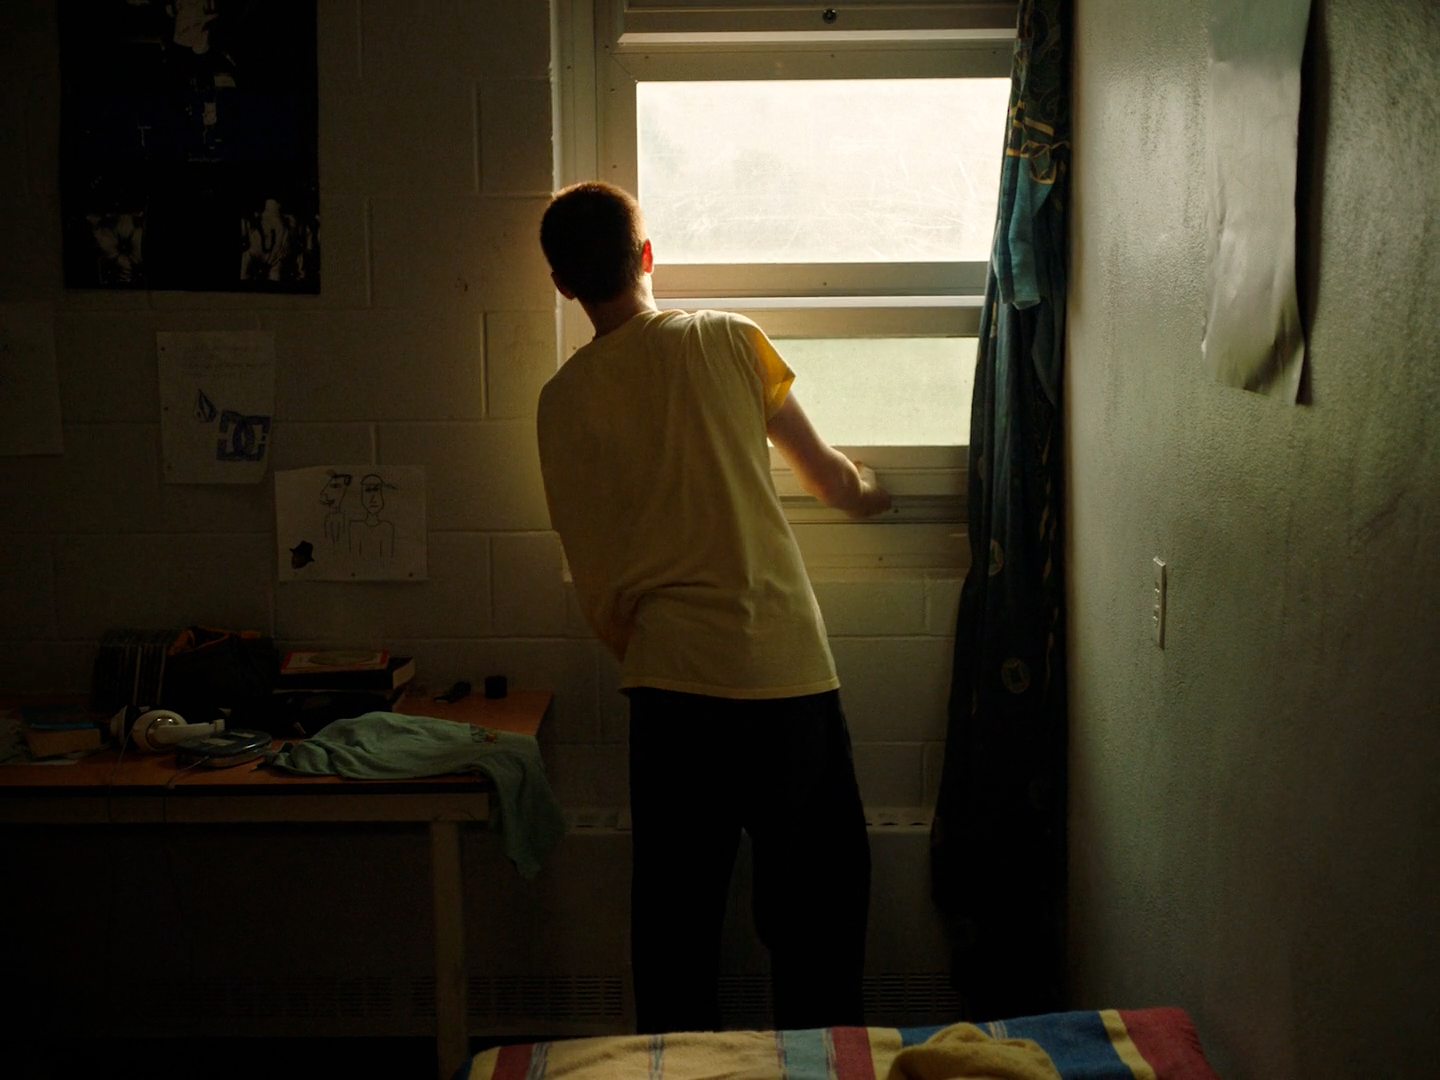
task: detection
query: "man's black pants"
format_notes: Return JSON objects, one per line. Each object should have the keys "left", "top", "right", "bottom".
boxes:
{"left": 627, "top": 687, "right": 871, "bottom": 1034}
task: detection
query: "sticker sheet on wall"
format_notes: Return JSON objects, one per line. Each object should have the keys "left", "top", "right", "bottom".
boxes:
{"left": 275, "top": 466, "right": 428, "bottom": 582}
{"left": 158, "top": 330, "right": 275, "bottom": 483}
{"left": 58, "top": 0, "right": 320, "bottom": 293}
{"left": 1201, "top": 0, "right": 1312, "bottom": 401}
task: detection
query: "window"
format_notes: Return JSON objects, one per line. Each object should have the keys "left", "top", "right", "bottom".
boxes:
{"left": 553, "top": 0, "right": 1017, "bottom": 569}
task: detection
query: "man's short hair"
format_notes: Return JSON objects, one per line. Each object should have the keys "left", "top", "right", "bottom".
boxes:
{"left": 539, "top": 182, "right": 646, "bottom": 304}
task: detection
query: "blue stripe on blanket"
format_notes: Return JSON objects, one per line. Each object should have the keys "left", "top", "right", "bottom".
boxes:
{"left": 986, "top": 1011, "right": 1132, "bottom": 1079}
{"left": 777, "top": 1026, "right": 834, "bottom": 1080}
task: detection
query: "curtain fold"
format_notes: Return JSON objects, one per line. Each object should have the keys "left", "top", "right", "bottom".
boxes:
{"left": 930, "top": 0, "right": 1072, "bottom": 1020}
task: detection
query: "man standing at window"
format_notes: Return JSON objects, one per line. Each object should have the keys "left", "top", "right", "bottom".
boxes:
{"left": 536, "top": 182, "right": 890, "bottom": 1034}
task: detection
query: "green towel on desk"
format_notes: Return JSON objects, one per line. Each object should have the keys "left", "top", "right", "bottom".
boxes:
{"left": 270, "top": 712, "right": 566, "bottom": 879}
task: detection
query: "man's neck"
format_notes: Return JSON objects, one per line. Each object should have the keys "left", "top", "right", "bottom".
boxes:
{"left": 582, "top": 286, "right": 658, "bottom": 339}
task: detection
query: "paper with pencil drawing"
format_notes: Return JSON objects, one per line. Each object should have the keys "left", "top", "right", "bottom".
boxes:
{"left": 158, "top": 330, "right": 275, "bottom": 482}
{"left": 275, "top": 465, "right": 427, "bottom": 582}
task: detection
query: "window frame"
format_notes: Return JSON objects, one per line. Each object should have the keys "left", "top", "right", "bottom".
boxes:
{"left": 552, "top": 0, "right": 1016, "bottom": 570}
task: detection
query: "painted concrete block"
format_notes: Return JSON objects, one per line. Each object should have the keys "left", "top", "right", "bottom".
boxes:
{"left": 268, "top": 422, "right": 376, "bottom": 470}
{"left": 485, "top": 309, "right": 556, "bottom": 419}
{"left": 924, "top": 573, "right": 964, "bottom": 636}
{"left": 0, "top": 641, "right": 95, "bottom": 694}
{"left": 0, "top": 198, "right": 63, "bottom": 299}
{"left": 922, "top": 740, "right": 947, "bottom": 808}
{"left": 317, "top": 0, "right": 363, "bottom": 92}
{"left": 461, "top": 0, "right": 553, "bottom": 80}
{"left": 330, "top": 80, "right": 479, "bottom": 196}
{"left": 375, "top": 636, "right": 600, "bottom": 746}
{"left": 543, "top": 743, "right": 630, "bottom": 808}
{"left": 268, "top": 310, "right": 483, "bottom": 421}
{"left": 0, "top": 425, "right": 272, "bottom": 535}
{"left": 370, "top": 196, "right": 552, "bottom": 313}
{"left": 492, "top": 532, "right": 589, "bottom": 638}
{"left": 275, "top": 532, "right": 491, "bottom": 641}
{"left": 831, "top": 637, "right": 952, "bottom": 743}
{"left": 9, "top": 6, "right": 59, "bottom": 204}
{"left": 1, "top": 1, "right": 58, "bottom": 100}
{"left": 54, "top": 533, "right": 273, "bottom": 641}
{"left": 316, "top": 92, "right": 371, "bottom": 199}
{"left": 863, "top": 828, "right": 952, "bottom": 970}
{"left": 462, "top": 826, "right": 633, "bottom": 973}
{"left": 378, "top": 419, "right": 550, "bottom": 531}
{"left": 55, "top": 310, "right": 261, "bottom": 424}
{"left": 0, "top": 534, "right": 56, "bottom": 639}
{"left": 360, "top": 0, "right": 549, "bottom": 85}
{"left": 0, "top": 95, "right": 28, "bottom": 199}
{"left": 480, "top": 79, "right": 554, "bottom": 194}
{"left": 852, "top": 742, "right": 926, "bottom": 810}
{"left": 812, "top": 577, "right": 927, "bottom": 637}
{"left": 314, "top": 195, "right": 373, "bottom": 310}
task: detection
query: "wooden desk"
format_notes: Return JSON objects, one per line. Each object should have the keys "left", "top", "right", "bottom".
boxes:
{"left": 0, "top": 689, "right": 552, "bottom": 1080}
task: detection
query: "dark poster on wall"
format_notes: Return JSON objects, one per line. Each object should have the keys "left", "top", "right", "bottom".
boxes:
{"left": 59, "top": 1, "right": 319, "bottom": 293}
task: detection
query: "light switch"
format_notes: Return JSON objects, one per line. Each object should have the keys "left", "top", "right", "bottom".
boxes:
{"left": 1152, "top": 557, "right": 1167, "bottom": 648}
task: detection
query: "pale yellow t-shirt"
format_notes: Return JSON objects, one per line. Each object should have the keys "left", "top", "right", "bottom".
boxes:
{"left": 536, "top": 309, "right": 838, "bottom": 699}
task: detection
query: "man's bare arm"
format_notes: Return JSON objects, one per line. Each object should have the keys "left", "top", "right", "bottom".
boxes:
{"left": 766, "top": 393, "right": 892, "bottom": 519}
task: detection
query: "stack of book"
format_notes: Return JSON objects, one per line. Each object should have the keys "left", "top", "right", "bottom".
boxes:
{"left": 18, "top": 702, "right": 105, "bottom": 758}
{"left": 271, "top": 650, "right": 417, "bottom": 737}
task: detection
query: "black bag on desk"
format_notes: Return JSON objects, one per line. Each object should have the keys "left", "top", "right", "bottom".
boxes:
{"left": 269, "top": 690, "right": 398, "bottom": 738}
{"left": 160, "top": 626, "right": 279, "bottom": 731}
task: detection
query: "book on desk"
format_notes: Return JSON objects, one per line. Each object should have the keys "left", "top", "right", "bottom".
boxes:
{"left": 275, "top": 654, "right": 416, "bottom": 693}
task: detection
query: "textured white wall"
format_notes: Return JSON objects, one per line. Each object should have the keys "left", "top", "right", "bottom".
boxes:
{"left": 0, "top": 0, "right": 959, "bottom": 813}
{"left": 1066, "top": 0, "right": 1439, "bottom": 1076}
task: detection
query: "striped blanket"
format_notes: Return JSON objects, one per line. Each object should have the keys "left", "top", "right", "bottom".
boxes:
{"left": 463, "top": 1008, "right": 1221, "bottom": 1080}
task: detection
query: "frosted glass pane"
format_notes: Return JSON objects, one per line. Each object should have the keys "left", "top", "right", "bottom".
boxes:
{"left": 637, "top": 79, "right": 1010, "bottom": 264}
{"left": 775, "top": 338, "right": 976, "bottom": 446}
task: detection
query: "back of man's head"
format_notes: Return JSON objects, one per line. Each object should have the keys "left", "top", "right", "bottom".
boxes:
{"left": 540, "top": 182, "right": 646, "bottom": 305}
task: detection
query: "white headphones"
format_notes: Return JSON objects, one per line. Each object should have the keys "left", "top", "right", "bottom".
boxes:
{"left": 111, "top": 708, "right": 227, "bottom": 752}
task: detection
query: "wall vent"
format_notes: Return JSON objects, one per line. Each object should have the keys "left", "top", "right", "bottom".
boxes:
{"left": 863, "top": 972, "right": 963, "bottom": 1024}
{"left": 408, "top": 975, "right": 627, "bottom": 1023}
{"left": 717, "top": 972, "right": 962, "bottom": 1029}
{"left": 191, "top": 975, "right": 401, "bottom": 1021}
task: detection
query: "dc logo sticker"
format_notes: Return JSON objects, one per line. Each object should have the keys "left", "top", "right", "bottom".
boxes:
{"left": 216, "top": 410, "right": 271, "bottom": 462}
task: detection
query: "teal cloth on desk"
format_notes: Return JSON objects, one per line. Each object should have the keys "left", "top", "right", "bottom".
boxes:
{"left": 270, "top": 712, "right": 566, "bottom": 879}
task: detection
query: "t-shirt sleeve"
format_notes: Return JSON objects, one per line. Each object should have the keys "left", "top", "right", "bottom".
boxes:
{"left": 733, "top": 316, "right": 795, "bottom": 420}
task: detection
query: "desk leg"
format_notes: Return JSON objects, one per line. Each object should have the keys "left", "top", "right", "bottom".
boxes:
{"left": 430, "top": 819, "right": 469, "bottom": 1080}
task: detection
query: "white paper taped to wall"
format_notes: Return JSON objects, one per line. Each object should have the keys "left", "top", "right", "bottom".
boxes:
{"left": 275, "top": 465, "right": 428, "bottom": 582}
{"left": 1202, "top": 0, "right": 1312, "bottom": 402}
{"left": 0, "top": 304, "right": 65, "bottom": 456}
{"left": 158, "top": 330, "right": 276, "bottom": 482}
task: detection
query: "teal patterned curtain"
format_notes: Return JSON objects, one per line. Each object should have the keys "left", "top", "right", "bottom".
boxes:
{"left": 930, "top": 0, "right": 1071, "bottom": 1020}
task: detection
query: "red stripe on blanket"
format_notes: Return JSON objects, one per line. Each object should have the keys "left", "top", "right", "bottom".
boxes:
{"left": 831, "top": 1025, "right": 876, "bottom": 1080}
{"left": 491, "top": 1042, "right": 536, "bottom": 1080}
{"left": 1117, "top": 1008, "right": 1222, "bottom": 1080}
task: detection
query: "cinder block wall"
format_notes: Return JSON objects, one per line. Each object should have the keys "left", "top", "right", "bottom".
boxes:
{"left": 0, "top": 0, "right": 960, "bottom": 813}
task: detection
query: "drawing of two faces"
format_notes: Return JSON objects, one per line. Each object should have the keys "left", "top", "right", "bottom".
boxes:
{"left": 319, "top": 471, "right": 394, "bottom": 556}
